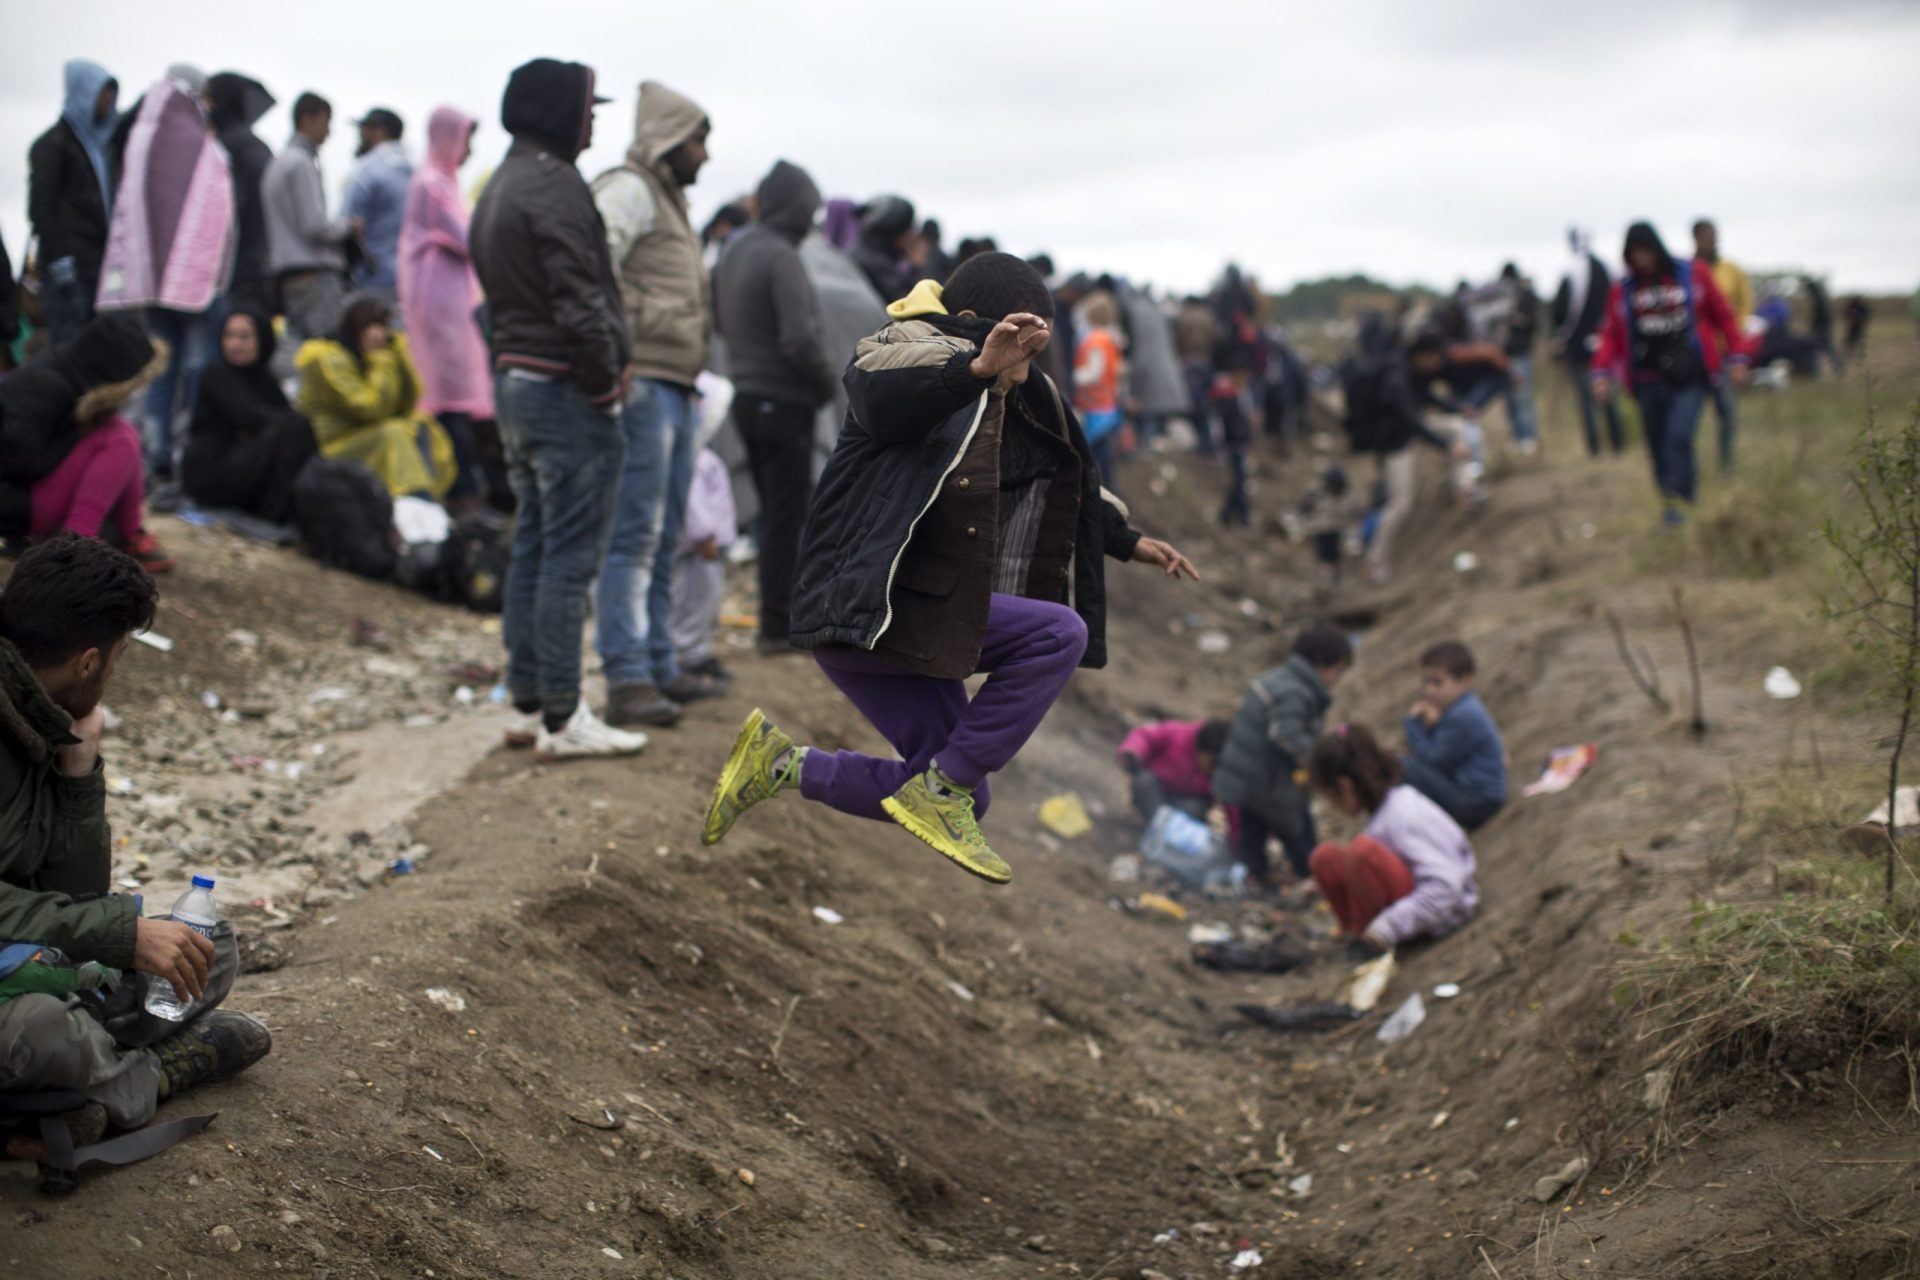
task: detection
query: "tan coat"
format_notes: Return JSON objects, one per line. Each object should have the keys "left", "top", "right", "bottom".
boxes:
{"left": 597, "top": 82, "right": 711, "bottom": 387}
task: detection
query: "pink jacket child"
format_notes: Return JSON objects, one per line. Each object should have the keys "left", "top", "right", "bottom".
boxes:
{"left": 1117, "top": 718, "right": 1237, "bottom": 833}
{"left": 398, "top": 106, "right": 493, "bottom": 420}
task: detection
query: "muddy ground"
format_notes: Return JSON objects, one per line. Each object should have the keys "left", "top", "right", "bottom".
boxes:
{"left": 4, "top": 353, "right": 1919, "bottom": 1279}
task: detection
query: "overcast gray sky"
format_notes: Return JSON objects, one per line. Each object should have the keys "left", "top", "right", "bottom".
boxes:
{"left": 4, "top": 0, "right": 1917, "bottom": 296}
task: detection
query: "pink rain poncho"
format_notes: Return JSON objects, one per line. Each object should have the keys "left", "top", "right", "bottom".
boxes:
{"left": 397, "top": 106, "right": 493, "bottom": 418}
{"left": 95, "top": 75, "right": 235, "bottom": 313}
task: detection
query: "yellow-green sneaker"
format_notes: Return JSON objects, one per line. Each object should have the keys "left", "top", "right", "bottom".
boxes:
{"left": 702, "top": 708, "right": 799, "bottom": 846}
{"left": 880, "top": 768, "right": 1012, "bottom": 885}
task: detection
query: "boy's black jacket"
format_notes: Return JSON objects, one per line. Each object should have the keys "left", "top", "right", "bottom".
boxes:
{"left": 790, "top": 316, "right": 1142, "bottom": 679}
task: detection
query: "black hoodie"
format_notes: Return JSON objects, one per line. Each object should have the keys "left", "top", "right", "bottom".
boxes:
{"left": 713, "top": 160, "right": 837, "bottom": 407}
{"left": 208, "top": 73, "right": 276, "bottom": 306}
{"left": 469, "top": 59, "right": 629, "bottom": 405}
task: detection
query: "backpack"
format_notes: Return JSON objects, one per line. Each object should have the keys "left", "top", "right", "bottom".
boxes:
{"left": 438, "top": 510, "right": 510, "bottom": 613}
{"left": 1340, "top": 353, "right": 1400, "bottom": 454}
{"left": 293, "top": 458, "right": 398, "bottom": 581}
{"left": 392, "top": 509, "right": 510, "bottom": 613}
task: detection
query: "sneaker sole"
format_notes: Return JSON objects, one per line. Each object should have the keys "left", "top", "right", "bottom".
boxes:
{"left": 533, "top": 733, "right": 648, "bottom": 764}
{"left": 702, "top": 708, "right": 767, "bottom": 846}
{"left": 879, "top": 796, "right": 1013, "bottom": 885}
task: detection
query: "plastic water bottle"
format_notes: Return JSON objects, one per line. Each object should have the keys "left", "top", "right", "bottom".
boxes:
{"left": 1139, "top": 806, "right": 1231, "bottom": 888}
{"left": 143, "top": 876, "right": 219, "bottom": 1021}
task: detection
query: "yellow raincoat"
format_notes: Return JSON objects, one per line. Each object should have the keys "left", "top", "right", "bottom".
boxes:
{"left": 294, "top": 333, "right": 454, "bottom": 498}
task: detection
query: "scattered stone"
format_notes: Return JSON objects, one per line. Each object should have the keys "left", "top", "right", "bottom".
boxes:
{"left": 1449, "top": 1169, "right": 1481, "bottom": 1189}
{"left": 737, "top": 1168, "right": 756, "bottom": 1187}
{"left": 1643, "top": 1068, "right": 1676, "bottom": 1112}
{"left": 1533, "top": 1155, "right": 1589, "bottom": 1203}
{"left": 209, "top": 1224, "right": 242, "bottom": 1252}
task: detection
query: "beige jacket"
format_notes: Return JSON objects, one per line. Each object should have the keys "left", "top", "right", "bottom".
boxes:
{"left": 593, "top": 82, "right": 712, "bottom": 387}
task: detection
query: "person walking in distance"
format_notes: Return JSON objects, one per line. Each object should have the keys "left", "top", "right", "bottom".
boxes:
{"left": 1690, "top": 218, "right": 1753, "bottom": 473}
{"left": 470, "top": 58, "right": 646, "bottom": 762}
{"left": 712, "top": 159, "right": 841, "bottom": 655}
{"left": 1549, "top": 228, "right": 1625, "bottom": 457}
{"left": 591, "top": 81, "right": 717, "bottom": 725}
{"left": 1593, "top": 222, "right": 1753, "bottom": 527}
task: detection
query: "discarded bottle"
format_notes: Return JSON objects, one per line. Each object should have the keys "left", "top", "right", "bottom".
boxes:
{"left": 1140, "top": 805, "right": 1232, "bottom": 888}
{"left": 143, "top": 876, "right": 219, "bottom": 1021}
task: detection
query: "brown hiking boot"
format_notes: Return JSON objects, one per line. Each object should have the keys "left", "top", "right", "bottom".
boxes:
{"left": 153, "top": 1012, "right": 273, "bottom": 1101}
{"left": 605, "top": 682, "right": 683, "bottom": 728}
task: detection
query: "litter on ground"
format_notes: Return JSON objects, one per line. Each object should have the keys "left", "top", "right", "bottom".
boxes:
{"left": 1523, "top": 744, "right": 1598, "bottom": 797}
{"left": 1038, "top": 792, "right": 1093, "bottom": 839}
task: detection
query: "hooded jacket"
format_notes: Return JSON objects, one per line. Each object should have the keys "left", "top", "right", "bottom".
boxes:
{"left": 1212, "top": 655, "right": 1332, "bottom": 812}
{"left": 398, "top": 107, "right": 493, "bottom": 418}
{"left": 592, "top": 82, "right": 711, "bottom": 387}
{"left": 470, "top": 59, "right": 630, "bottom": 406}
{"left": 789, "top": 289, "right": 1143, "bottom": 680}
{"left": 27, "top": 60, "right": 119, "bottom": 279}
{"left": 207, "top": 73, "right": 276, "bottom": 306}
{"left": 713, "top": 160, "right": 837, "bottom": 408}
{"left": 1590, "top": 225, "right": 1752, "bottom": 387}
{"left": 0, "top": 640, "right": 133, "bottom": 969}
{"left": 96, "top": 74, "right": 236, "bottom": 315}
{"left": 0, "top": 314, "right": 164, "bottom": 534}
{"left": 849, "top": 196, "right": 918, "bottom": 306}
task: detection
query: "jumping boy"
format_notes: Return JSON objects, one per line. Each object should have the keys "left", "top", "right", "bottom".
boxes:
{"left": 1211, "top": 624, "right": 1353, "bottom": 887}
{"left": 1402, "top": 640, "right": 1507, "bottom": 830}
{"left": 699, "top": 252, "right": 1198, "bottom": 884}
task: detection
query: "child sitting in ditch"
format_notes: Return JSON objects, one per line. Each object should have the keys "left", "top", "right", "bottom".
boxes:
{"left": 699, "top": 253, "right": 1199, "bottom": 884}
{"left": 1210, "top": 624, "right": 1353, "bottom": 888}
{"left": 1308, "top": 722, "right": 1480, "bottom": 954}
{"left": 1402, "top": 640, "right": 1507, "bottom": 830}
{"left": 1118, "top": 717, "right": 1232, "bottom": 825}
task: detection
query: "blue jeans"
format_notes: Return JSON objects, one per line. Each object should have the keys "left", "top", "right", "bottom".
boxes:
{"left": 645, "top": 382, "right": 698, "bottom": 686}
{"left": 593, "top": 379, "right": 680, "bottom": 686}
{"left": 143, "top": 304, "right": 220, "bottom": 474}
{"left": 1709, "top": 376, "right": 1738, "bottom": 472}
{"left": 1401, "top": 756, "right": 1502, "bottom": 832}
{"left": 41, "top": 260, "right": 97, "bottom": 346}
{"left": 1502, "top": 354, "right": 1539, "bottom": 445}
{"left": 1568, "top": 358, "right": 1625, "bottom": 456}
{"left": 496, "top": 373, "right": 627, "bottom": 722}
{"left": 1635, "top": 382, "right": 1708, "bottom": 506}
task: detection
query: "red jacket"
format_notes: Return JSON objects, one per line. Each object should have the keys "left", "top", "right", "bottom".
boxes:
{"left": 1590, "top": 258, "right": 1753, "bottom": 385}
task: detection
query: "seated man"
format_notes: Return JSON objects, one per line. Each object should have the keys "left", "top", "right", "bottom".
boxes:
{"left": 1402, "top": 640, "right": 1507, "bottom": 831}
{"left": 1117, "top": 717, "right": 1231, "bottom": 824}
{"left": 0, "top": 535, "right": 269, "bottom": 1134}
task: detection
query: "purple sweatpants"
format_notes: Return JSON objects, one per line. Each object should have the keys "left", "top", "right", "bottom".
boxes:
{"left": 801, "top": 592, "right": 1089, "bottom": 822}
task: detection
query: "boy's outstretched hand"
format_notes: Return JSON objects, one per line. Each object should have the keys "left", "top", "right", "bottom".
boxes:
{"left": 1132, "top": 537, "right": 1200, "bottom": 581}
{"left": 969, "top": 313, "right": 1052, "bottom": 381}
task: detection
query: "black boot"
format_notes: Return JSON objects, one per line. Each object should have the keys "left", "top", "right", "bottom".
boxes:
{"left": 153, "top": 1012, "right": 273, "bottom": 1101}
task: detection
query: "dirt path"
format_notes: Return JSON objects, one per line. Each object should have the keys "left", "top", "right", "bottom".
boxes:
{"left": 5, "top": 385, "right": 1916, "bottom": 1279}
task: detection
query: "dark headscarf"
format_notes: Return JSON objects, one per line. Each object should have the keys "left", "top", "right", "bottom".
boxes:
{"left": 195, "top": 305, "right": 287, "bottom": 424}
{"left": 1622, "top": 222, "right": 1678, "bottom": 281}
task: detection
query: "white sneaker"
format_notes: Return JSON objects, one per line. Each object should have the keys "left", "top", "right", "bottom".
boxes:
{"left": 504, "top": 709, "right": 541, "bottom": 750}
{"left": 535, "top": 702, "right": 649, "bottom": 762}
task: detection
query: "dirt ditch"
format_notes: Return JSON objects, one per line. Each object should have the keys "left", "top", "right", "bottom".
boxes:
{"left": 4, "top": 379, "right": 1918, "bottom": 1279}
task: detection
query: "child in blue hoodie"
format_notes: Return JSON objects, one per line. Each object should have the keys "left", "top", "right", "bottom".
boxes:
{"left": 1402, "top": 640, "right": 1506, "bottom": 831}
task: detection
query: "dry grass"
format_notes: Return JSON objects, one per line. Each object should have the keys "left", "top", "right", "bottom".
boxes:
{"left": 1617, "top": 843, "right": 1920, "bottom": 1086}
